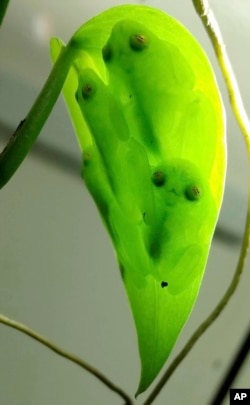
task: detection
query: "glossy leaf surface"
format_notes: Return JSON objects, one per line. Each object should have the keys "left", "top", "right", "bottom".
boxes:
{"left": 50, "top": 5, "right": 226, "bottom": 394}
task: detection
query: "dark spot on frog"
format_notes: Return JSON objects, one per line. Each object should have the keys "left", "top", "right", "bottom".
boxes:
{"left": 161, "top": 281, "right": 168, "bottom": 288}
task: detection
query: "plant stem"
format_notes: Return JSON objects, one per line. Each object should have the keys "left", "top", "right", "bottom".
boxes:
{"left": 192, "top": 0, "right": 250, "bottom": 155}
{"left": 0, "top": 0, "right": 10, "bottom": 26}
{"left": 143, "top": 1, "right": 250, "bottom": 404}
{"left": 0, "top": 45, "right": 78, "bottom": 189}
{"left": 0, "top": 314, "right": 134, "bottom": 405}
{"left": 209, "top": 325, "right": 250, "bottom": 405}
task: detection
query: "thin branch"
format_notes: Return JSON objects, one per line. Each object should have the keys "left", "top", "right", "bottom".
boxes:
{"left": 143, "top": 1, "right": 250, "bottom": 403}
{"left": 209, "top": 325, "right": 250, "bottom": 405}
{"left": 0, "top": 314, "right": 134, "bottom": 405}
{"left": 0, "top": 44, "right": 78, "bottom": 189}
{"left": 192, "top": 0, "right": 250, "bottom": 155}
{"left": 0, "top": 0, "right": 10, "bottom": 26}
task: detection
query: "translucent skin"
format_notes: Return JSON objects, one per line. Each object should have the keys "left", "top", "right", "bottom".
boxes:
{"left": 51, "top": 5, "right": 226, "bottom": 394}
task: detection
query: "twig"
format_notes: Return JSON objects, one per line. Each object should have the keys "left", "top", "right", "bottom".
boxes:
{"left": 209, "top": 324, "right": 250, "bottom": 405}
{"left": 0, "top": 44, "right": 78, "bottom": 189}
{"left": 192, "top": 0, "right": 250, "bottom": 154}
{"left": 143, "top": 1, "right": 250, "bottom": 404}
{"left": 0, "top": 0, "right": 10, "bottom": 26}
{"left": 0, "top": 314, "right": 134, "bottom": 405}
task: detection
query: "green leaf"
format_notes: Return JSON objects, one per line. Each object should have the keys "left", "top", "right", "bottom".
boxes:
{"left": 50, "top": 5, "right": 226, "bottom": 395}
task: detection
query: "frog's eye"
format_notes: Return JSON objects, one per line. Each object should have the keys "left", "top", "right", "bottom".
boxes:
{"left": 185, "top": 184, "right": 203, "bottom": 201}
{"left": 152, "top": 171, "right": 166, "bottom": 187}
{"left": 81, "top": 82, "right": 96, "bottom": 99}
{"left": 129, "top": 33, "right": 149, "bottom": 51}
